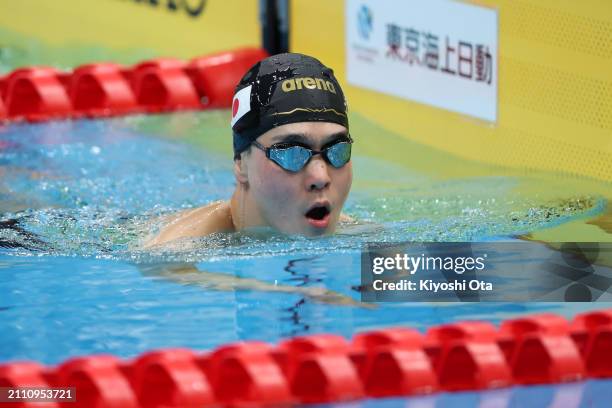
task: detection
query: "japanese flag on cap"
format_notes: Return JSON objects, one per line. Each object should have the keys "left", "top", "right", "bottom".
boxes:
{"left": 230, "top": 85, "right": 252, "bottom": 128}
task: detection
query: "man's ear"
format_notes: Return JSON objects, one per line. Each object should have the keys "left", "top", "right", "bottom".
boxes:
{"left": 233, "top": 156, "right": 249, "bottom": 185}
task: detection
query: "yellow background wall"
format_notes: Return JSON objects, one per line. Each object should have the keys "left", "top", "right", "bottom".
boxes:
{"left": 290, "top": 0, "right": 612, "bottom": 182}
{"left": 0, "top": 0, "right": 260, "bottom": 60}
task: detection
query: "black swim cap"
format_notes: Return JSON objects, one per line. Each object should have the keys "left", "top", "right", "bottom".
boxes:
{"left": 231, "top": 53, "right": 348, "bottom": 157}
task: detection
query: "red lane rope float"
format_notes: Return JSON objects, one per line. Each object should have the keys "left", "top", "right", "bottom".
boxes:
{"left": 205, "top": 342, "right": 292, "bottom": 406}
{"left": 352, "top": 327, "right": 438, "bottom": 397}
{"left": 571, "top": 309, "right": 612, "bottom": 378}
{"left": 1, "top": 309, "right": 612, "bottom": 407}
{"left": 500, "top": 313, "right": 585, "bottom": 384}
{"left": 278, "top": 334, "right": 365, "bottom": 403}
{"left": 130, "top": 58, "right": 201, "bottom": 113}
{"left": 1, "top": 67, "right": 73, "bottom": 123}
{"left": 69, "top": 63, "right": 138, "bottom": 118}
{"left": 186, "top": 48, "right": 269, "bottom": 109}
{"left": 426, "top": 321, "right": 513, "bottom": 391}
{"left": 0, "top": 47, "right": 268, "bottom": 124}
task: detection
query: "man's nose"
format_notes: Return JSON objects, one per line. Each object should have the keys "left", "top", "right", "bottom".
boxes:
{"left": 305, "top": 156, "right": 331, "bottom": 191}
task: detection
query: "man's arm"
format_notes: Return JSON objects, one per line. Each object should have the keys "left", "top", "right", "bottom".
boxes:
{"left": 138, "top": 262, "right": 372, "bottom": 307}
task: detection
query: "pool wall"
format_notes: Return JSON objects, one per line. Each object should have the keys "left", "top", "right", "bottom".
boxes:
{"left": 0, "top": 1, "right": 259, "bottom": 63}
{"left": 290, "top": 0, "right": 612, "bottom": 182}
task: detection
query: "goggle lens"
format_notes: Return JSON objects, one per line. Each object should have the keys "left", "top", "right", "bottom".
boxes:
{"left": 269, "top": 146, "right": 312, "bottom": 172}
{"left": 326, "top": 142, "right": 352, "bottom": 168}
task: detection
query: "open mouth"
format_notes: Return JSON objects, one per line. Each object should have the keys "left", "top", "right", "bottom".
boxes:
{"left": 305, "top": 203, "right": 331, "bottom": 230}
{"left": 305, "top": 205, "right": 330, "bottom": 221}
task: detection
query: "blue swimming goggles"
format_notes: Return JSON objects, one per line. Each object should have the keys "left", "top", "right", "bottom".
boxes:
{"left": 251, "top": 136, "right": 353, "bottom": 172}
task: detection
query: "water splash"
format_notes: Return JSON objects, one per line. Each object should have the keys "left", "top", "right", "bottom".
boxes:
{"left": 0, "top": 116, "right": 607, "bottom": 263}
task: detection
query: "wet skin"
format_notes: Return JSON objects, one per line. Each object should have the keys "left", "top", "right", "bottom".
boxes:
{"left": 145, "top": 121, "right": 353, "bottom": 247}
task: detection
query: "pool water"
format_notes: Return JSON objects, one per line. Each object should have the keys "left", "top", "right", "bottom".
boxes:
{"left": 317, "top": 379, "right": 612, "bottom": 407}
{"left": 0, "top": 111, "right": 611, "bottom": 406}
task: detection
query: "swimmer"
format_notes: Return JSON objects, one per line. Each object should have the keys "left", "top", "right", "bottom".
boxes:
{"left": 145, "top": 53, "right": 353, "bottom": 247}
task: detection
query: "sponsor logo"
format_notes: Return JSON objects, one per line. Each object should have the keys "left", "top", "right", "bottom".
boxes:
{"left": 125, "top": 0, "right": 207, "bottom": 19}
{"left": 357, "top": 5, "right": 373, "bottom": 40}
{"left": 281, "top": 77, "right": 336, "bottom": 94}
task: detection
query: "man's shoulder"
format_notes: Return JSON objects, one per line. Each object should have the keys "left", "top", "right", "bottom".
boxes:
{"left": 143, "top": 201, "right": 233, "bottom": 248}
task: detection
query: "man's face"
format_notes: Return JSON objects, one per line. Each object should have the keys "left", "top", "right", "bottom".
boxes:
{"left": 239, "top": 121, "right": 352, "bottom": 236}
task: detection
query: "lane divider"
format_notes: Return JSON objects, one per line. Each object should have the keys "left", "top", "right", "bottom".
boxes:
{"left": 0, "top": 47, "right": 268, "bottom": 123}
{"left": 0, "top": 87, "right": 6, "bottom": 120}
{"left": 1, "top": 309, "right": 611, "bottom": 407}
{"left": 70, "top": 63, "right": 138, "bottom": 118}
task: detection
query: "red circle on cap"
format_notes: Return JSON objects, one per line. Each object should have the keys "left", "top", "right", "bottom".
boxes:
{"left": 232, "top": 98, "right": 239, "bottom": 117}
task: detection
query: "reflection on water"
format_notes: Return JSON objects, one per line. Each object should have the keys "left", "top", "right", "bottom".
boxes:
{"left": 320, "top": 379, "right": 612, "bottom": 408}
